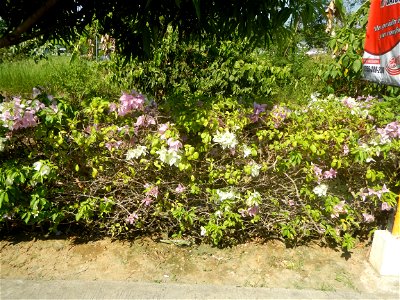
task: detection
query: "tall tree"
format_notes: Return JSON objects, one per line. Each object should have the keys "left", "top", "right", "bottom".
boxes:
{"left": 0, "top": 0, "right": 324, "bottom": 57}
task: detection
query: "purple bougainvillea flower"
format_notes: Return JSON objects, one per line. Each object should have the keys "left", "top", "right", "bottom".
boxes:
{"left": 253, "top": 102, "right": 267, "bottom": 115}
{"left": 247, "top": 205, "right": 259, "bottom": 217}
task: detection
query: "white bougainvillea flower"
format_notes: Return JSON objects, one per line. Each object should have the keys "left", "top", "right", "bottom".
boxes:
{"left": 249, "top": 162, "right": 261, "bottom": 177}
{"left": 246, "top": 190, "right": 261, "bottom": 207}
{"left": 313, "top": 184, "right": 328, "bottom": 197}
{"left": 156, "top": 146, "right": 182, "bottom": 167}
{"left": 126, "top": 145, "right": 147, "bottom": 160}
{"left": 216, "top": 189, "right": 237, "bottom": 201}
{"left": 242, "top": 145, "right": 252, "bottom": 158}
{"left": 200, "top": 226, "right": 207, "bottom": 236}
{"left": 213, "top": 130, "right": 238, "bottom": 149}
{"left": 33, "top": 161, "right": 51, "bottom": 176}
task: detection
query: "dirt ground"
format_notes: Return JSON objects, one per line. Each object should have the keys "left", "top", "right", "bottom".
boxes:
{"left": 1, "top": 234, "right": 399, "bottom": 296}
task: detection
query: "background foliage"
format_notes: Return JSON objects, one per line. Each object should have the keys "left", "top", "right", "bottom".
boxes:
{"left": 1, "top": 0, "right": 399, "bottom": 251}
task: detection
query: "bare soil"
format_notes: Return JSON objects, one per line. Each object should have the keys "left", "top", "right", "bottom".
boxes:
{"left": 0, "top": 235, "right": 399, "bottom": 295}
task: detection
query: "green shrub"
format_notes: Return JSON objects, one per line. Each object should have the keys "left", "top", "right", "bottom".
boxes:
{"left": 1, "top": 88, "right": 398, "bottom": 250}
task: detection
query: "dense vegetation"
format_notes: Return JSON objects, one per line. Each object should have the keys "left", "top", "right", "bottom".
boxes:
{"left": 0, "top": 2, "right": 399, "bottom": 250}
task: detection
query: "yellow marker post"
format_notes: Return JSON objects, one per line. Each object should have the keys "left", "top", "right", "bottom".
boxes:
{"left": 392, "top": 194, "right": 400, "bottom": 237}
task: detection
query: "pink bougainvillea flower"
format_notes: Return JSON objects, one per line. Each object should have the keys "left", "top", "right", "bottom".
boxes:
{"left": 381, "top": 184, "right": 390, "bottom": 193}
{"left": 126, "top": 213, "right": 138, "bottom": 224}
{"left": 341, "top": 97, "right": 357, "bottom": 109}
{"left": 105, "top": 141, "right": 123, "bottom": 151}
{"left": 313, "top": 164, "right": 323, "bottom": 177}
{"left": 50, "top": 101, "right": 58, "bottom": 113}
{"left": 381, "top": 202, "right": 391, "bottom": 211}
{"left": 142, "top": 196, "right": 153, "bottom": 206}
{"left": 238, "top": 208, "right": 247, "bottom": 217}
{"left": 115, "top": 141, "right": 123, "bottom": 149}
{"left": 135, "top": 115, "right": 156, "bottom": 128}
{"left": 323, "top": 168, "right": 337, "bottom": 179}
{"left": 135, "top": 115, "right": 146, "bottom": 127}
{"left": 147, "top": 116, "right": 156, "bottom": 125}
{"left": 331, "top": 212, "right": 339, "bottom": 219}
{"left": 362, "top": 213, "right": 375, "bottom": 223}
{"left": 109, "top": 103, "right": 117, "bottom": 112}
{"left": 118, "top": 92, "right": 145, "bottom": 116}
{"left": 175, "top": 184, "right": 186, "bottom": 193}
{"left": 343, "top": 144, "right": 350, "bottom": 155}
{"left": 105, "top": 142, "right": 113, "bottom": 151}
{"left": 167, "top": 138, "right": 182, "bottom": 151}
{"left": 331, "top": 201, "right": 347, "bottom": 219}
{"left": 359, "top": 190, "right": 368, "bottom": 201}
{"left": 146, "top": 185, "right": 159, "bottom": 198}
{"left": 384, "top": 121, "right": 400, "bottom": 138}
{"left": 368, "top": 188, "right": 376, "bottom": 196}
{"left": 158, "top": 123, "right": 169, "bottom": 135}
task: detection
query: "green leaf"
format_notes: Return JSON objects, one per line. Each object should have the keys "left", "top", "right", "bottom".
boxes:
{"left": 352, "top": 60, "right": 362, "bottom": 73}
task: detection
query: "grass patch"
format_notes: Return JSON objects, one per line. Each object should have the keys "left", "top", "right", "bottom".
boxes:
{"left": 0, "top": 56, "right": 71, "bottom": 96}
{"left": 0, "top": 56, "right": 120, "bottom": 101}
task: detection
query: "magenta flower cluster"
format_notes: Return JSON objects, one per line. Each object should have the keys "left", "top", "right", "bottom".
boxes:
{"left": 1, "top": 97, "right": 45, "bottom": 131}
{"left": 111, "top": 91, "right": 145, "bottom": 116}
{"left": 377, "top": 121, "right": 400, "bottom": 143}
{"left": 331, "top": 201, "right": 347, "bottom": 218}
{"left": 239, "top": 205, "right": 259, "bottom": 217}
{"left": 313, "top": 164, "right": 337, "bottom": 182}
{"left": 359, "top": 184, "right": 390, "bottom": 201}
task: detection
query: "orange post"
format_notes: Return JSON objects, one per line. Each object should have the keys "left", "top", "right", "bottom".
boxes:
{"left": 392, "top": 194, "right": 400, "bottom": 237}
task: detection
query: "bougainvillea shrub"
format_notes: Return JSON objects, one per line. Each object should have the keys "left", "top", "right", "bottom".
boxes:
{"left": 1, "top": 89, "right": 398, "bottom": 250}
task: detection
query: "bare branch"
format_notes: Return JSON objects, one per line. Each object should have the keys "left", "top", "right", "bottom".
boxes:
{"left": 0, "top": 0, "right": 60, "bottom": 48}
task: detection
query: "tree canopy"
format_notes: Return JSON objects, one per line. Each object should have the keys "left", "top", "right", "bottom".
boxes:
{"left": 0, "top": 0, "right": 324, "bottom": 57}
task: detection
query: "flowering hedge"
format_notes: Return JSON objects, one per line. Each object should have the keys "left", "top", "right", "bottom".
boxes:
{"left": 0, "top": 88, "right": 399, "bottom": 249}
